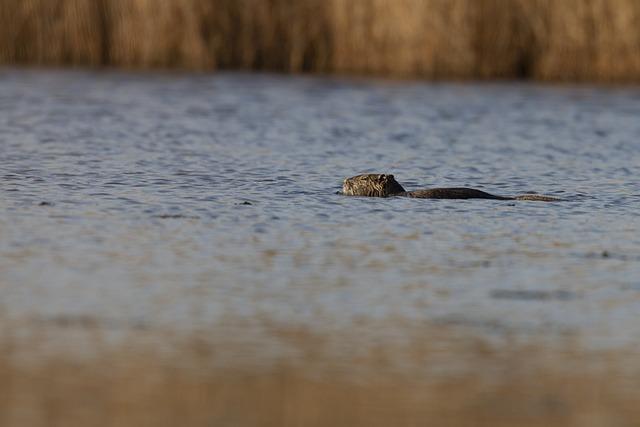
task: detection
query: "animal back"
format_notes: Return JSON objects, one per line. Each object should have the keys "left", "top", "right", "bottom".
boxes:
{"left": 404, "top": 188, "right": 510, "bottom": 200}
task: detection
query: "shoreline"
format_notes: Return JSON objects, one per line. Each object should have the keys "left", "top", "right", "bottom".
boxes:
{"left": 3, "top": 0, "right": 640, "bottom": 82}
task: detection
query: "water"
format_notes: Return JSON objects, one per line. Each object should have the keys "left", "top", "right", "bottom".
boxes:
{"left": 1, "top": 69, "right": 640, "bottom": 368}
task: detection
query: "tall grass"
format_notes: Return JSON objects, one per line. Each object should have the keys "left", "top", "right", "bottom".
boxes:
{"left": 2, "top": 323, "right": 640, "bottom": 426}
{"left": 2, "top": 0, "right": 640, "bottom": 80}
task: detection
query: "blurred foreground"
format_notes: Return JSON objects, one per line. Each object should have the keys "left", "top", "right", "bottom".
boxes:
{"left": 3, "top": 0, "right": 640, "bottom": 81}
{"left": 2, "top": 321, "right": 640, "bottom": 427}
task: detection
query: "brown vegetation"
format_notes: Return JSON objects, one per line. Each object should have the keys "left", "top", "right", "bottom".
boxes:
{"left": 3, "top": 355, "right": 640, "bottom": 427}
{"left": 1, "top": 319, "right": 640, "bottom": 426}
{"left": 2, "top": 0, "right": 640, "bottom": 80}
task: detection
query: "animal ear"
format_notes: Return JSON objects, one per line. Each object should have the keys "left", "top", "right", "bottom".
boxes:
{"left": 378, "top": 174, "right": 386, "bottom": 181}
{"left": 388, "top": 175, "right": 394, "bottom": 180}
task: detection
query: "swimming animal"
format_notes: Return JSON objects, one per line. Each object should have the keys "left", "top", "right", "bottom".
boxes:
{"left": 341, "top": 174, "right": 561, "bottom": 201}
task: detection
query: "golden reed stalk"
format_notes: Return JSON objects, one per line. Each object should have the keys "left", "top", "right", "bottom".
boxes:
{"left": 2, "top": 0, "right": 640, "bottom": 81}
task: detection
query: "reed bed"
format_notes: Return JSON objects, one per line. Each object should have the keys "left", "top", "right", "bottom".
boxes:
{"left": 2, "top": 0, "right": 640, "bottom": 80}
{"left": 3, "top": 356, "right": 639, "bottom": 427}
{"left": 1, "top": 323, "right": 640, "bottom": 427}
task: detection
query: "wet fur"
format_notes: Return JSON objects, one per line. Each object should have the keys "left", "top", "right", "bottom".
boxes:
{"left": 342, "top": 174, "right": 406, "bottom": 198}
{"left": 342, "top": 174, "right": 560, "bottom": 201}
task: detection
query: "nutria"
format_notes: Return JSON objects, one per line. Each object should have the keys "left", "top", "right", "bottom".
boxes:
{"left": 341, "top": 174, "right": 561, "bottom": 201}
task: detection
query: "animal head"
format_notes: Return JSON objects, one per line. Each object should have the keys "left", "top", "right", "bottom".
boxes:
{"left": 342, "top": 174, "right": 406, "bottom": 197}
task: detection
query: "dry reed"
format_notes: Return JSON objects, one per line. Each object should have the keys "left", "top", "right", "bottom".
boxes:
{"left": 2, "top": 0, "right": 640, "bottom": 80}
{"left": 1, "top": 322, "right": 640, "bottom": 427}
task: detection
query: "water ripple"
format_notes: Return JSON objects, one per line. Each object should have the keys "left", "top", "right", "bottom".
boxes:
{"left": 1, "top": 70, "right": 640, "bottom": 350}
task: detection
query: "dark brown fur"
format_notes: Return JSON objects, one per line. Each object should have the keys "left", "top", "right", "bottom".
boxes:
{"left": 342, "top": 174, "right": 560, "bottom": 201}
{"left": 342, "top": 174, "right": 407, "bottom": 198}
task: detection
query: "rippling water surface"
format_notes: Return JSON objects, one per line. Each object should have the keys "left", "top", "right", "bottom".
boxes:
{"left": 1, "top": 69, "right": 640, "bottom": 366}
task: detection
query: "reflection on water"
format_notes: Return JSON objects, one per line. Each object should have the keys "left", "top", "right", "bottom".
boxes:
{"left": 1, "top": 69, "right": 640, "bottom": 423}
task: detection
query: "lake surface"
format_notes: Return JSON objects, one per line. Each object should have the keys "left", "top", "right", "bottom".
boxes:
{"left": 1, "top": 69, "right": 640, "bottom": 372}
